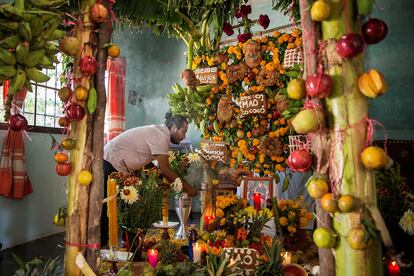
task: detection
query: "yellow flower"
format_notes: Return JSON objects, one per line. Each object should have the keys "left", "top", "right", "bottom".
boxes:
{"left": 287, "top": 226, "right": 297, "bottom": 234}
{"left": 216, "top": 208, "right": 224, "bottom": 218}
{"left": 244, "top": 206, "right": 257, "bottom": 218}
{"left": 120, "top": 186, "right": 139, "bottom": 205}
{"left": 299, "top": 217, "right": 309, "bottom": 227}
{"left": 279, "top": 216, "right": 288, "bottom": 226}
{"left": 288, "top": 211, "right": 296, "bottom": 220}
{"left": 220, "top": 218, "right": 226, "bottom": 226}
{"left": 214, "top": 230, "right": 227, "bottom": 240}
{"left": 259, "top": 208, "right": 273, "bottom": 219}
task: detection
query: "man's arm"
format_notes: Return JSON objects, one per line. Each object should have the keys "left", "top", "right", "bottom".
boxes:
{"left": 155, "top": 155, "right": 197, "bottom": 197}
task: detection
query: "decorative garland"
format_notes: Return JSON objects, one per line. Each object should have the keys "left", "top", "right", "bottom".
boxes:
{"left": 193, "top": 29, "right": 304, "bottom": 176}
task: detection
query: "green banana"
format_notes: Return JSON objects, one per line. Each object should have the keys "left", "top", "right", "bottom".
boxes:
{"left": 39, "top": 17, "right": 60, "bottom": 39}
{"left": 30, "top": 38, "right": 46, "bottom": 50}
{"left": 87, "top": 87, "right": 97, "bottom": 114}
{"left": 24, "top": 79, "right": 33, "bottom": 92}
{"left": 39, "top": 55, "right": 53, "bottom": 67}
{"left": 44, "top": 42, "right": 59, "bottom": 55}
{"left": 47, "top": 29, "right": 66, "bottom": 41}
{"left": 22, "top": 12, "right": 36, "bottom": 22}
{"left": 49, "top": 54, "right": 59, "bottom": 64}
{"left": 213, "top": 120, "right": 221, "bottom": 133}
{"left": 25, "top": 67, "right": 50, "bottom": 83}
{"left": 18, "top": 22, "right": 32, "bottom": 42}
{"left": 357, "top": 0, "right": 374, "bottom": 16}
{"left": 15, "top": 43, "right": 29, "bottom": 64}
{"left": 25, "top": 49, "right": 45, "bottom": 67}
{"left": 0, "top": 74, "right": 8, "bottom": 82}
{"left": 0, "top": 65, "right": 16, "bottom": 77}
{"left": 1, "top": 35, "right": 21, "bottom": 49}
{"left": 0, "top": 19, "right": 19, "bottom": 31}
{"left": 29, "top": 15, "right": 43, "bottom": 37}
{"left": 0, "top": 4, "right": 23, "bottom": 20}
{"left": 10, "top": 67, "right": 26, "bottom": 94}
{"left": 0, "top": 47, "right": 16, "bottom": 65}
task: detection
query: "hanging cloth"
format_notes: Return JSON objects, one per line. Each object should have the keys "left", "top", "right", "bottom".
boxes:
{"left": 105, "top": 57, "right": 126, "bottom": 143}
{"left": 0, "top": 81, "right": 33, "bottom": 199}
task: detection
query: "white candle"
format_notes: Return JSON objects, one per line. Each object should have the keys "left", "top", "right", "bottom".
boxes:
{"left": 193, "top": 242, "right": 201, "bottom": 263}
{"left": 283, "top": 252, "right": 292, "bottom": 265}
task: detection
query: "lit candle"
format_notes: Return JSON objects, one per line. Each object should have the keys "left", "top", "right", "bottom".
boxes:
{"left": 193, "top": 243, "right": 201, "bottom": 263}
{"left": 388, "top": 260, "right": 400, "bottom": 276}
{"left": 282, "top": 252, "right": 292, "bottom": 265}
{"left": 205, "top": 215, "right": 215, "bottom": 226}
{"left": 253, "top": 192, "right": 261, "bottom": 210}
{"left": 107, "top": 178, "right": 118, "bottom": 248}
{"left": 148, "top": 249, "right": 158, "bottom": 268}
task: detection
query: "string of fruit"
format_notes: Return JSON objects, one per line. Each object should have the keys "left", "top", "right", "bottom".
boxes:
{"left": 286, "top": 0, "right": 392, "bottom": 256}
{"left": 0, "top": 0, "right": 68, "bottom": 120}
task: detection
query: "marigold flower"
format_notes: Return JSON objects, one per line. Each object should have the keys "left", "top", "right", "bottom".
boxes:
{"left": 279, "top": 216, "right": 288, "bottom": 226}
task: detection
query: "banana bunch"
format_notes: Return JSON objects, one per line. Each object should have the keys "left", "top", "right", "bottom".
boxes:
{"left": 0, "top": 1, "right": 66, "bottom": 95}
{"left": 167, "top": 83, "right": 214, "bottom": 127}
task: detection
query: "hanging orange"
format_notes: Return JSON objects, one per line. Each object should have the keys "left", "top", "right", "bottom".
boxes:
{"left": 357, "top": 69, "right": 388, "bottom": 98}
{"left": 61, "top": 138, "right": 76, "bottom": 150}
{"left": 107, "top": 44, "right": 120, "bottom": 58}
{"left": 58, "top": 117, "right": 69, "bottom": 127}
{"left": 54, "top": 152, "right": 69, "bottom": 163}
{"left": 77, "top": 170, "right": 93, "bottom": 186}
{"left": 75, "top": 86, "right": 89, "bottom": 101}
{"left": 321, "top": 193, "right": 339, "bottom": 213}
{"left": 361, "top": 146, "right": 388, "bottom": 170}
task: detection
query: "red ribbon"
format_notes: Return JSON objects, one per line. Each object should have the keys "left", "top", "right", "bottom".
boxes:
{"left": 65, "top": 240, "right": 101, "bottom": 249}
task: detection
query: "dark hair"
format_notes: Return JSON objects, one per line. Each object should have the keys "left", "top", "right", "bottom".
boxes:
{"left": 165, "top": 111, "right": 188, "bottom": 129}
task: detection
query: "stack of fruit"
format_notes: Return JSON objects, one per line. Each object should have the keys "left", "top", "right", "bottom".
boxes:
{"left": 0, "top": 0, "right": 67, "bottom": 119}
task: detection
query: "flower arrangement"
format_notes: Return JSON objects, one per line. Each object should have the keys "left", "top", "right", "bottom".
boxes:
{"left": 193, "top": 29, "right": 303, "bottom": 175}
{"left": 109, "top": 171, "right": 163, "bottom": 232}
{"left": 276, "top": 196, "right": 313, "bottom": 236}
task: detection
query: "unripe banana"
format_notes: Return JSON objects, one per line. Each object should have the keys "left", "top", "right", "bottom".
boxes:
{"left": 25, "top": 67, "right": 50, "bottom": 83}
{"left": 10, "top": 68, "right": 26, "bottom": 94}
{"left": 45, "top": 43, "right": 59, "bottom": 55}
{"left": 0, "top": 47, "right": 16, "bottom": 65}
{"left": 15, "top": 42, "right": 29, "bottom": 64}
{"left": 18, "top": 22, "right": 32, "bottom": 42}
{"left": 39, "top": 55, "right": 53, "bottom": 67}
{"left": 25, "top": 49, "right": 45, "bottom": 67}
{"left": 0, "top": 19, "right": 18, "bottom": 31}
{"left": 1, "top": 35, "right": 21, "bottom": 49}
{"left": 87, "top": 87, "right": 97, "bottom": 114}
{"left": 47, "top": 29, "right": 66, "bottom": 41}
{"left": 24, "top": 79, "right": 33, "bottom": 92}
{"left": 29, "top": 15, "right": 43, "bottom": 37}
{"left": 0, "top": 65, "right": 17, "bottom": 77}
{"left": 0, "top": 4, "right": 23, "bottom": 20}
{"left": 30, "top": 0, "right": 69, "bottom": 9}
{"left": 30, "top": 38, "right": 46, "bottom": 50}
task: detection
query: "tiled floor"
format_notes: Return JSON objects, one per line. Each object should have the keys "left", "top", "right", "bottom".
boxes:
{"left": 0, "top": 211, "right": 200, "bottom": 275}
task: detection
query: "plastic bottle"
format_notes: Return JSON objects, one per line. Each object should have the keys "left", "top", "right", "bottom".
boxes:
{"left": 188, "top": 224, "right": 198, "bottom": 262}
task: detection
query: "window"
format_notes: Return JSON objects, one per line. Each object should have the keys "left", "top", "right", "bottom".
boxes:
{"left": 0, "top": 55, "right": 64, "bottom": 133}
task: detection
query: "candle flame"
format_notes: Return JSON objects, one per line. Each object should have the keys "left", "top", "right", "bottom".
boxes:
{"left": 391, "top": 260, "right": 397, "bottom": 266}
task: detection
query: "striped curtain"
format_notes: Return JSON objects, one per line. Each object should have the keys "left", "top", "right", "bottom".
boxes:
{"left": 105, "top": 57, "right": 126, "bottom": 143}
{"left": 0, "top": 81, "right": 33, "bottom": 199}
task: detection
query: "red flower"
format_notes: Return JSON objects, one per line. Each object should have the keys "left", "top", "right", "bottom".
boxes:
{"left": 237, "top": 32, "right": 252, "bottom": 43}
{"left": 258, "top": 14, "right": 270, "bottom": 30}
{"left": 235, "top": 8, "right": 243, "bottom": 19}
{"left": 223, "top": 22, "right": 234, "bottom": 36}
{"left": 240, "top": 5, "right": 252, "bottom": 17}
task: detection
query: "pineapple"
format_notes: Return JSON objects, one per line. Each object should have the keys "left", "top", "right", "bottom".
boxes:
{"left": 256, "top": 237, "right": 284, "bottom": 276}
{"left": 155, "top": 240, "right": 180, "bottom": 265}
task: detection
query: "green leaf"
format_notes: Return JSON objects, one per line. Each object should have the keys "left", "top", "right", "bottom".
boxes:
{"left": 282, "top": 175, "right": 289, "bottom": 192}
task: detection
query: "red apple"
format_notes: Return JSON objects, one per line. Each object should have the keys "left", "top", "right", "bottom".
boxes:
{"left": 336, "top": 33, "right": 364, "bottom": 58}
{"left": 287, "top": 150, "right": 313, "bottom": 172}
{"left": 56, "top": 162, "right": 72, "bottom": 176}
{"left": 305, "top": 73, "right": 333, "bottom": 98}
{"left": 66, "top": 103, "right": 85, "bottom": 121}
{"left": 362, "top": 18, "right": 388, "bottom": 44}
{"left": 8, "top": 114, "right": 28, "bottom": 131}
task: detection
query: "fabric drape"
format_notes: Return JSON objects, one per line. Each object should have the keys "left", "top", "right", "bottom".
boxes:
{"left": 0, "top": 81, "right": 33, "bottom": 199}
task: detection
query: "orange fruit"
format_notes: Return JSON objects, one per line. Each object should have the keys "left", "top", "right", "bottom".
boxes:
{"left": 107, "top": 44, "right": 120, "bottom": 58}
{"left": 313, "top": 227, "right": 336, "bottom": 248}
{"left": 361, "top": 146, "right": 388, "bottom": 170}
{"left": 61, "top": 138, "right": 76, "bottom": 150}
{"left": 75, "top": 86, "right": 89, "bottom": 101}
{"left": 347, "top": 226, "right": 368, "bottom": 250}
{"left": 58, "top": 117, "right": 69, "bottom": 127}
{"left": 77, "top": 170, "right": 93, "bottom": 186}
{"left": 54, "top": 152, "right": 69, "bottom": 163}
{"left": 307, "top": 178, "right": 329, "bottom": 199}
{"left": 321, "top": 193, "right": 338, "bottom": 213}
{"left": 58, "top": 87, "right": 72, "bottom": 102}
{"left": 338, "top": 194, "right": 358, "bottom": 213}
{"left": 311, "top": 0, "right": 331, "bottom": 22}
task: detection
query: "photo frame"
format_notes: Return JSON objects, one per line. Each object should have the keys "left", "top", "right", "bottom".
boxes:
{"left": 243, "top": 177, "right": 273, "bottom": 207}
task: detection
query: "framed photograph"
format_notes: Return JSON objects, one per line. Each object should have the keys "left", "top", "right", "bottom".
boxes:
{"left": 243, "top": 177, "right": 273, "bottom": 206}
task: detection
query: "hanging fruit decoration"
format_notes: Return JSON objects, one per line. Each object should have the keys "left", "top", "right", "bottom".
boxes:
{"left": 338, "top": 194, "right": 359, "bottom": 213}
{"left": 287, "top": 150, "right": 313, "bottom": 172}
{"left": 74, "top": 86, "right": 89, "bottom": 101}
{"left": 66, "top": 103, "right": 86, "bottom": 122}
{"left": 59, "top": 36, "right": 81, "bottom": 57}
{"left": 291, "top": 107, "right": 325, "bottom": 134}
{"left": 305, "top": 72, "right": 333, "bottom": 98}
{"left": 89, "top": 3, "right": 108, "bottom": 23}
{"left": 8, "top": 114, "right": 28, "bottom": 131}
{"left": 361, "top": 146, "right": 388, "bottom": 170}
{"left": 61, "top": 138, "right": 76, "bottom": 150}
{"left": 107, "top": 44, "right": 120, "bottom": 58}
{"left": 306, "top": 177, "right": 329, "bottom": 199}
{"left": 362, "top": 18, "right": 388, "bottom": 45}
{"left": 58, "top": 117, "right": 70, "bottom": 127}
{"left": 56, "top": 162, "right": 72, "bottom": 176}
{"left": 287, "top": 78, "right": 306, "bottom": 100}
{"left": 313, "top": 227, "right": 337, "bottom": 249}
{"left": 58, "top": 87, "right": 73, "bottom": 102}
{"left": 79, "top": 56, "right": 98, "bottom": 76}
{"left": 336, "top": 33, "right": 365, "bottom": 59}
{"left": 347, "top": 225, "right": 369, "bottom": 250}
{"left": 54, "top": 152, "right": 69, "bottom": 163}
{"left": 77, "top": 170, "right": 93, "bottom": 186}
{"left": 320, "top": 193, "right": 339, "bottom": 213}
{"left": 310, "top": 0, "right": 331, "bottom": 22}
{"left": 357, "top": 69, "right": 388, "bottom": 98}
